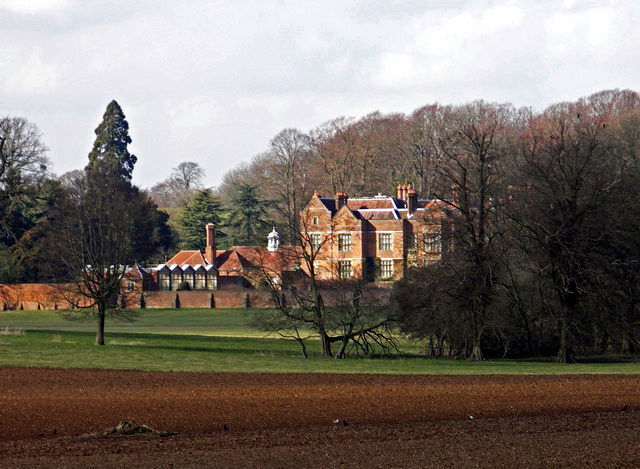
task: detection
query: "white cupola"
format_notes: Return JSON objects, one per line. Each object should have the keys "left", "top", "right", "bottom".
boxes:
{"left": 267, "top": 227, "right": 280, "bottom": 252}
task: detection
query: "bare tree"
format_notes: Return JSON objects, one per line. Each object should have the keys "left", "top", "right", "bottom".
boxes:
{"left": 310, "top": 117, "right": 359, "bottom": 194}
{"left": 398, "top": 105, "right": 451, "bottom": 198}
{"left": 431, "top": 101, "right": 514, "bottom": 360}
{"left": 251, "top": 215, "right": 396, "bottom": 358}
{"left": 52, "top": 170, "right": 137, "bottom": 345}
{"left": 170, "top": 161, "right": 205, "bottom": 190}
{"left": 149, "top": 161, "right": 205, "bottom": 207}
{"left": 265, "top": 128, "right": 311, "bottom": 243}
{"left": 510, "top": 97, "right": 628, "bottom": 362}
{"left": 0, "top": 117, "right": 49, "bottom": 240}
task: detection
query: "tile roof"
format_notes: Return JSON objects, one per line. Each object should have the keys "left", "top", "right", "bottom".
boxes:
{"left": 347, "top": 198, "right": 402, "bottom": 210}
{"left": 359, "top": 210, "right": 399, "bottom": 220}
{"left": 216, "top": 246, "right": 300, "bottom": 274}
{"left": 165, "top": 250, "right": 208, "bottom": 267}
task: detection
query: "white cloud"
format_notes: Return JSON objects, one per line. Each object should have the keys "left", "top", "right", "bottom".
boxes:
{"left": 1, "top": 0, "right": 640, "bottom": 188}
{"left": 482, "top": 4, "right": 524, "bottom": 31}
{"left": 0, "top": 50, "right": 60, "bottom": 94}
{"left": 168, "top": 98, "right": 220, "bottom": 138}
{"left": 0, "top": 0, "right": 70, "bottom": 14}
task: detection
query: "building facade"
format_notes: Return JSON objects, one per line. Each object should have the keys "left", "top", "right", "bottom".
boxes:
{"left": 154, "top": 225, "right": 299, "bottom": 291}
{"left": 300, "top": 184, "right": 454, "bottom": 282}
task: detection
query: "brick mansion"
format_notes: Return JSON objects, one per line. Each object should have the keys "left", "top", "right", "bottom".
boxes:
{"left": 300, "top": 183, "right": 454, "bottom": 282}
{"left": 139, "top": 182, "right": 455, "bottom": 292}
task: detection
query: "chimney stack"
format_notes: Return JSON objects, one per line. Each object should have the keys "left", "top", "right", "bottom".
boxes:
{"left": 335, "top": 192, "right": 348, "bottom": 210}
{"left": 205, "top": 224, "right": 216, "bottom": 265}
{"left": 407, "top": 189, "right": 418, "bottom": 215}
{"left": 397, "top": 184, "right": 403, "bottom": 200}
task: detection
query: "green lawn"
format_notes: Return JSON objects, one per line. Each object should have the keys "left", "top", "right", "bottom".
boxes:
{"left": 0, "top": 308, "right": 263, "bottom": 336}
{"left": 0, "top": 308, "right": 639, "bottom": 374}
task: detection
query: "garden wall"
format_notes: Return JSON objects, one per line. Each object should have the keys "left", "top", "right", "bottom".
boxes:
{"left": 0, "top": 283, "right": 90, "bottom": 311}
{"left": 0, "top": 284, "right": 392, "bottom": 310}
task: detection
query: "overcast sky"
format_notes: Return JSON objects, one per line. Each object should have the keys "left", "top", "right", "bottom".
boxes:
{"left": 2, "top": 0, "right": 639, "bottom": 189}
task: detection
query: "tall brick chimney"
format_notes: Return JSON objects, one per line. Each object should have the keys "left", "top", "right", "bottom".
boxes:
{"left": 407, "top": 188, "right": 418, "bottom": 215}
{"left": 335, "top": 192, "right": 348, "bottom": 210}
{"left": 205, "top": 223, "right": 216, "bottom": 265}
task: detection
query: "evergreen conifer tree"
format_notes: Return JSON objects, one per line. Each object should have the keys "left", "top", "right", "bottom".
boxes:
{"left": 178, "top": 189, "right": 226, "bottom": 249}
{"left": 86, "top": 100, "right": 137, "bottom": 181}
{"left": 225, "top": 183, "right": 270, "bottom": 246}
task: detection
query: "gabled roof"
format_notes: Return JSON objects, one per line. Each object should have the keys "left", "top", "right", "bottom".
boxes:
{"left": 215, "top": 246, "right": 300, "bottom": 275}
{"left": 124, "top": 264, "right": 153, "bottom": 279}
{"left": 214, "top": 249, "right": 246, "bottom": 274}
{"left": 165, "top": 250, "right": 208, "bottom": 267}
{"left": 333, "top": 204, "right": 362, "bottom": 221}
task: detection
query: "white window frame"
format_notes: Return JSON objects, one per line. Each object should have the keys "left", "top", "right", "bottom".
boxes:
{"left": 380, "top": 260, "right": 394, "bottom": 279}
{"left": 338, "top": 260, "right": 353, "bottom": 279}
{"left": 310, "top": 233, "right": 322, "bottom": 252}
{"left": 338, "top": 233, "right": 352, "bottom": 252}
{"left": 423, "top": 233, "right": 442, "bottom": 253}
{"left": 378, "top": 233, "right": 393, "bottom": 251}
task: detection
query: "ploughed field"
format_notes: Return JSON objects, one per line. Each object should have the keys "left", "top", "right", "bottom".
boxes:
{"left": 1, "top": 367, "right": 640, "bottom": 468}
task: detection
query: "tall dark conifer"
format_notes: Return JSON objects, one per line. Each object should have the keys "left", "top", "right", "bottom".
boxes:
{"left": 225, "top": 183, "right": 271, "bottom": 246}
{"left": 177, "top": 189, "right": 225, "bottom": 249}
{"left": 86, "top": 100, "right": 137, "bottom": 181}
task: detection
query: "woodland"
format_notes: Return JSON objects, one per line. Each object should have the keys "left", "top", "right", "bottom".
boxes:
{"left": 1, "top": 89, "right": 640, "bottom": 359}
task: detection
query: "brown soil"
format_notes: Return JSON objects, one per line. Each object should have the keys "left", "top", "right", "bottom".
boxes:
{"left": 1, "top": 367, "right": 640, "bottom": 468}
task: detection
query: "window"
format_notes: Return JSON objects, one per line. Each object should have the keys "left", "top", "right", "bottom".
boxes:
{"left": 312, "top": 216, "right": 319, "bottom": 226}
{"left": 378, "top": 233, "right": 392, "bottom": 251}
{"left": 170, "top": 272, "right": 182, "bottom": 291}
{"left": 338, "top": 260, "right": 352, "bottom": 279}
{"left": 206, "top": 272, "right": 217, "bottom": 290}
{"left": 338, "top": 233, "right": 352, "bottom": 251}
{"left": 182, "top": 273, "right": 194, "bottom": 290}
{"left": 423, "top": 233, "right": 441, "bottom": 253}
{"left": 380, "top": 260, "right": 393, "bottom": 279}
{"left": 310, "top": 233, "right": 322, "bottom": 252}
{"left": 195, "top": 272, "right": 206, "bottom": 290}
{"left": 125, "top": 281, "right": 136, "bottom": 292}
{"left": 159, "top": 273, "right": 170, "bottom": 291}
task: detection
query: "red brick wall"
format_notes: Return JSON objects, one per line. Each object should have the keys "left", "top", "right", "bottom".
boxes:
{"left": 0, "top": 283, "right": 392, "bottom": 310}
{"left": 0, "top": 284, "right": 89, "bottom": 310}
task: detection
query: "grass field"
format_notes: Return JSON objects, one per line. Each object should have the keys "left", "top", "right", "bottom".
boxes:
{"left": 0, "top": 308, "right": 639, "bottom": 374}
{"left": 0, "top": 308, "right": 263, "bottom": 337}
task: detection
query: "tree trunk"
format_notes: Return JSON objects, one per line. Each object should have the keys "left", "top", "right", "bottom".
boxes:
{"left": 335, "top": 339, "right": 348, "bottom": 359}
{"left": 469, "top": 313, "right": 485, "bottom": 361}
{"left": 558, "top": 313, "right": 571, "bottom": 363}
{"left": 320, "top": 331, "right": 332, "bottom": 357}
{"left": 95, "top": 303, "right": 105, "bottom": 346}
{"left": 470, "top": 343, "right": 484, "bottom": 361}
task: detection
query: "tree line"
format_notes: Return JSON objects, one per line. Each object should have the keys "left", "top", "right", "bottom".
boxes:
{"left": 3, "top": 89, "right": 640, "bottom": 359}
{"left": 209, "top": 88, "right": 640, "bottom": 362}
